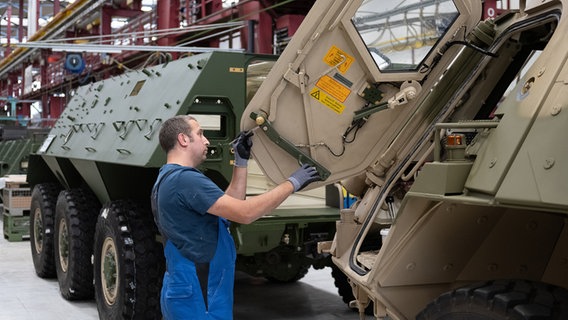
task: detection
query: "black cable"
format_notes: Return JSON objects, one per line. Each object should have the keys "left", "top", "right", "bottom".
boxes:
{"left": 445, "top": 40, "right": 499, "bottom": 58}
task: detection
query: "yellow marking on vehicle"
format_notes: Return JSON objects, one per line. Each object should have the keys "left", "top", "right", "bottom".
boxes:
{"left": 316, "top": 75, "right": 351, "bottom": 102}
{"left": 310, "top": 87, "right": 346, "bottom": 114}
{"left": 323, "top": 45, "right": 354, "bottom": 73}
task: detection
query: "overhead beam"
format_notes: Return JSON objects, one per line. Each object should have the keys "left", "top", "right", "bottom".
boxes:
{"left": 13, "top": 42, "right": 245, "bottom": 53}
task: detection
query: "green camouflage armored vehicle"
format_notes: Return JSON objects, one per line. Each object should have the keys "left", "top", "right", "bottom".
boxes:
{"left": 241, "top": 0, "right": 568, "bottom": 319}
{"left": 0, "top": 125, "right": 48, "bottom": 177}
{"left": 27, "top": 52, "right": 341, "bottom": 318}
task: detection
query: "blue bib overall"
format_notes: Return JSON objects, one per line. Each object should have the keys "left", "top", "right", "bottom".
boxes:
{"left": 161, "top": 217, "right": 236, "bottom": 320}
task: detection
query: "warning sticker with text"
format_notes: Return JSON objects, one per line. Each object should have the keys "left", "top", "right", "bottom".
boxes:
{"left": 315, "top": 75, "right": 351, "bottom": 102}
{"left": 323, "top": 45, "right": 355, "bottom": 74}
{"left": 310, "top": 87, "right": 346, "bottom": 114}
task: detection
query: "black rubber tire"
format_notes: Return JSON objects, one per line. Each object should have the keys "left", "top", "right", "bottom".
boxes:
{"left": 265, "top": 264, "right": 310, "bottom": 283}
{"left": 93, "top": 200, "right": 165, "bottom": 320}
{"left": 417, "top": 279, "right": 568, "bottom": 320}
{"left": 54, "top": 188, "right": 100, "bottom": 300}
{"left": 331, "top": 264, "right": 354, "bottom": 305}
{"left": 331, "top": 264, "right": 373, "bottom": 315}
{"left": 262, "top": 246, "right": 310, "bottom": 283}
{"left": 29, "top": 183, "right": 61, "bottom": 278}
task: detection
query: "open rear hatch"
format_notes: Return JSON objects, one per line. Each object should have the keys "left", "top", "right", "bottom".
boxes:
{"left": 241, "top": 0, "right": 483, "bottom": 189}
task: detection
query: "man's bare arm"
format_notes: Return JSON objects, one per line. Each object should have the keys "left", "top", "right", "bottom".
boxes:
{"left": 208, "top": 181, "right": 294, "bottom": 224}
{"left": 224, "top": 166, "right": 247, "bottom": 200}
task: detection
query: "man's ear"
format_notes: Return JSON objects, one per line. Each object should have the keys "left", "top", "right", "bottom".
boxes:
{"left": 177, "top": 133, "right": 189, "bottom": 147}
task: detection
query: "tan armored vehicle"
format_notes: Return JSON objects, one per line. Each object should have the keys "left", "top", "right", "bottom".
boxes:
{"left": 242, "top": 0, "right": 568, "bottom": 318}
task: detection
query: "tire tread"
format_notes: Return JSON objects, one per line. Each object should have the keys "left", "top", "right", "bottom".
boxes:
{"left": 417, "top": 280, "right": 568, "bottom": 320}
{"left": 30, "top": 183, "right": 61, "bottom": 278}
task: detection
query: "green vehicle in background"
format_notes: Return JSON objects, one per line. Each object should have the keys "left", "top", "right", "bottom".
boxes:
{"left": 26, "top": 52, "right": 342, "bottom": 318}
{"left": 0, "top": 125, "right": 48, "bottom": 178}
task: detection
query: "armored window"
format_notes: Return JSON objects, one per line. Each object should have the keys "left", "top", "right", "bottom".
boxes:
{"left": 352, "top": 0, "right": 459, "bottom": 72}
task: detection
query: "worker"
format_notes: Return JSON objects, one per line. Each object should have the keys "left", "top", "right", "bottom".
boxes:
{"left": 151, "top": 115, "right": 321, "bottom": 319}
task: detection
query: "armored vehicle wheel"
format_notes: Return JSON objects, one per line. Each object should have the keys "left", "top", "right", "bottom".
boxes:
{"left": 331, "top": 265, "right": 373, "bottom": 315}
{"left": 265, "top": 264, "right": 309, "bottom": 283}
{"left": 54, "top": 188, "right": 100, "bottom": 300}
{"left": 93, "top": 200, "right": 165, "bottom": 320}
{"left": 331, "top": 264, "right": 353, "bottom": 305}
{"left": 29, "top": 183, "right": 61, "bottom": 278}
{"left": 262, "top": 246, "right": 309, "bottom": 283}
{"left": 417, "top": 279, "right": 568, "bottom": 319}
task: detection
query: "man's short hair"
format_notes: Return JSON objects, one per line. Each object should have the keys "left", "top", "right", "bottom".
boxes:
{"left": 158, "top": 115, "right": 196, "bottom": 153}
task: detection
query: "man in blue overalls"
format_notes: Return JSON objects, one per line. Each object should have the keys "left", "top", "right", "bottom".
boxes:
{"left": 152, "top": 115, "right": 320, "bottom": 319}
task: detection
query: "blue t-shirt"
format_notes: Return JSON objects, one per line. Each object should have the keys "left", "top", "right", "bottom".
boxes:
{"left": 155, "top": 163, "right": 225, "bottom": 264}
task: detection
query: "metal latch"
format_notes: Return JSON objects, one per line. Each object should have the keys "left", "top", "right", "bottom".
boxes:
{"left": 353, "top": 80, "right": 421, "bottom": 121}
{"left": 249, "top": 111, "right": 331, "bottom": 180}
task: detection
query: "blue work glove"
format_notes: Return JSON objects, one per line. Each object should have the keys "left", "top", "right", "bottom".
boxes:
{"left": 232, "top": 131, "right": 253, "bottom": 167}
{"left": 287, "top": 164, "right": 322, "bottom": 192}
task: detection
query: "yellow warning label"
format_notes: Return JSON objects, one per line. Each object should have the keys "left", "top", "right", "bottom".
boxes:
{"left": 323, "top": 45, "right": 355, "bottom": 74}
{"left": 310, "top": 87, "right": 346, "bottom": 114}
{"left": 316, "top": 75, "right": 351, "bottom": 102}
{"left": 229, "top": 67, "right": 244, "bottom": 73}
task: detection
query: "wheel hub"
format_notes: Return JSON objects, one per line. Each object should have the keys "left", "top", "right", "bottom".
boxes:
{"left": 101, "top": 237, "right": 119, "bottom": 306}
{"left": 58, "top": 218, "right": 69, "bottom": 272}
{"left": 33, "top": 207, "right": 43, "bottom": 254}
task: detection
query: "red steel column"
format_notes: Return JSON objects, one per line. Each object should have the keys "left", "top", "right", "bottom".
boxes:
{"left": 157, "top": 0, "right": 180, "bottom": 46}
{"left": 6, "top": 3, "right": 12, "bottom": 55}
{"left": 100, "top": 6, "right": 112, "bottom": 40}
{"left": 239, "top": 1, "right": 273, "bottom": 54}
{"left": 256, "top": 10, "right": 272, "bottom": 54}
{"left": 19, "top": 0, "right": 24, "bottom": 41}
{"left": 53, "top": 0, "right": 60, "bottom": 15}
{"left": 276, "top": 14, "right": 304, "bottom": 37}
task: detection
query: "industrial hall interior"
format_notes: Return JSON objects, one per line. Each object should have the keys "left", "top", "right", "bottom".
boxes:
{"left": 0, "top": 0, "right": 359, "bottom": 319}
{"left": 4, "top": 0, "right": 567, "bottom": 319}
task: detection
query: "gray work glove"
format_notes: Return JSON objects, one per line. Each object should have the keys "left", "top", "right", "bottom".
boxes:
{"left": 232, "top": 131, "right": 253, "bottom": 167}
{"left": 287, "top": 164, "right": 321, "bottom": 192}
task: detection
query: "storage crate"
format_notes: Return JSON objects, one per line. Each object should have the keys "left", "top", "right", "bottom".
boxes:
{"left": 5, "top": 180, "right": 29, "bottom": 189}
{"left": 3, "top": 187, "right": 32, "bottom": 212}
{"left": 3, "top": 212, "right": 30, "bottom": 242}
{"left": 3, "top": 207, "right": 30, "bottom": 217}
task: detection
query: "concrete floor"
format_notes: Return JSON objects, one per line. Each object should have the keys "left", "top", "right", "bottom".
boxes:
{"left": 0, "top": 220, "right": 361, "bottom": 320}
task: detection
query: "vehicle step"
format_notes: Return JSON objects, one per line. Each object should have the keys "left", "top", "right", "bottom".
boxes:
{"left": 356, "top": 250, "right": 380, "bottom": 270}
